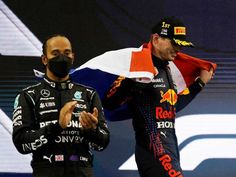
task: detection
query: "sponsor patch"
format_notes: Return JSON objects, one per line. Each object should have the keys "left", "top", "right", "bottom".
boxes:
{"left": 159, "top": 154, "right": 183, "bottom": 177}
{"left": 174, "top": 27, "right": 186, "bottom": 35}
{"left": 40, "top": 89, "right": 50, "bottom": 97}
{"left": 13, "top": 94, "right": 20, "bottom": 109}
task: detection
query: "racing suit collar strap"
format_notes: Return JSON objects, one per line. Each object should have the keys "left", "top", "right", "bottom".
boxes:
{"left": 43, "top": 77, "right": 74, "bottom": 90}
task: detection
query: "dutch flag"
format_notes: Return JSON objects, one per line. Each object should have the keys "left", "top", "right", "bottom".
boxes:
{"left": 69, "top": 43, "right": 217, "bottom": 121}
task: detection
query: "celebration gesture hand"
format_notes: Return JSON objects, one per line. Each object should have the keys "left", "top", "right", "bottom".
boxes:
{"left": 79, "top": 107, "right": 98, "bottom": 130}
{"left": 199, "top": 67, "right": 214, "bottom": 84}
{"left": 59, "top": 101, "right": 77, "bottom": 129}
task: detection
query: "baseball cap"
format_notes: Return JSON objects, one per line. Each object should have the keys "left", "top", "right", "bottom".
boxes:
{"left": 152, "top": 16, "right": 194, "bottom": 47}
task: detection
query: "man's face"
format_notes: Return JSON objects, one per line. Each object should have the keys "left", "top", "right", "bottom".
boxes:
{"left": 153, "top": 36, "right": 182, "bottom": 61}
{"left": 42, "top": 36, "right": 74, "bottom": 80}
{"left": 45, "top": 36, "right": 74, "bottom": 61}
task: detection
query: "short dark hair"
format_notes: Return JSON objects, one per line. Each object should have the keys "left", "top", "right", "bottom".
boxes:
{"left": 42, "top": 34, "right": 71, "bottom": 55}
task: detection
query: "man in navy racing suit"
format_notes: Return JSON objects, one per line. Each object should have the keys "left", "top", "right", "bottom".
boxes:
{"left": 12, "top": 34, "right": 110, "bottom": 177}
{"left": 103, "top": 17, "right": 214, "bottom": 177}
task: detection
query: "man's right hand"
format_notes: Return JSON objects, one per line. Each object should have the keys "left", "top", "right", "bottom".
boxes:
{"left": 59, "top": 101, "right": 77, "bottom": 129}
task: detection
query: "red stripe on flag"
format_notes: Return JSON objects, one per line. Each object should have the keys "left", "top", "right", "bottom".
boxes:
{"left": 130, "top": 43, "right": 156, "bottom": 74}
{"left": 174, "top": 52, "right": 217, "bottom": 86}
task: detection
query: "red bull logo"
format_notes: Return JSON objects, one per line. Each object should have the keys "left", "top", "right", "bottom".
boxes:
{"left": 106, "top": 76, "right": 125, "bottom": 98}
{"left": 156, "top": 107, "right": 175, "bottom": 119}
{"left": 159, "top": 154, "right": 183, "bottom": 177}
{"left": 160, "top": 89, "right": 178, "bottom": 105}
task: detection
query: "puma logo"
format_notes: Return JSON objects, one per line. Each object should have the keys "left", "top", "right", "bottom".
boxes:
{"left": 43, "top": 154, "right": 53, "bottom": 163}
{"left": 160, "top": 131, "right": 167, "bottom": 138}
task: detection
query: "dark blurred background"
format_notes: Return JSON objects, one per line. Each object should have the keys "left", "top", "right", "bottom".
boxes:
{"left": 3, "top": 0, "right": 236, "bottom": 65}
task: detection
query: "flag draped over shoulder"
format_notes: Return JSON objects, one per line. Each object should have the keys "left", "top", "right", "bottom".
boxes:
{"left": 35, "top": 43, "right": 216, "bottom": 121}
{"left": 69, "top": 43, "right": 217, "bottom": 121}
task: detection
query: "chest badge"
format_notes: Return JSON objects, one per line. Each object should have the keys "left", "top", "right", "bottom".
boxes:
{"left": 74, "top": 91, "right": 82, "bottom": 100}
{"left": 41, "top": 89, "right": 50, "bottom": 97}
{"left": 160, "top": 89, "right": 178, "bottom": 105}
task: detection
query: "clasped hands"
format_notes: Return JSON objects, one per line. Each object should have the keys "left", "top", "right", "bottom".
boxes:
{"left": 59, "top": 101, "right": 98, "bottom": 129}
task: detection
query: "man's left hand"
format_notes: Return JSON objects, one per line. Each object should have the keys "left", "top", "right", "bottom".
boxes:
{"left": 199, "top": 67, "right": 214, "bottom": 84}
{"left": 79, "top": 107, "right": 98, "bottom": 130}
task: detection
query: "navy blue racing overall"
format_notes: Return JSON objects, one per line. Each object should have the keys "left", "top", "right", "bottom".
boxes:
{"left": 103, "top": 56, "right": 203, "bottom": 177}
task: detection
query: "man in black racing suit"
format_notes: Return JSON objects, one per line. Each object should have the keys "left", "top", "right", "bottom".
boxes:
{"left": 12, "top": 34, "right": 109, "bottom": 177}
{"left": 103, "top": 17, "right": 213, "bottom": 177}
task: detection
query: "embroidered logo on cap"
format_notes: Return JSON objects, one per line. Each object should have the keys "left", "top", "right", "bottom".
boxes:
{"left": 174, "top": 27, "right": 186, "bottom": 35}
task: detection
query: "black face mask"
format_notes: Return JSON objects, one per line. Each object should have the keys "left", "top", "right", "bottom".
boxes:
{"left": 47, "top": 54, "right": 73, "bottom": 78}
